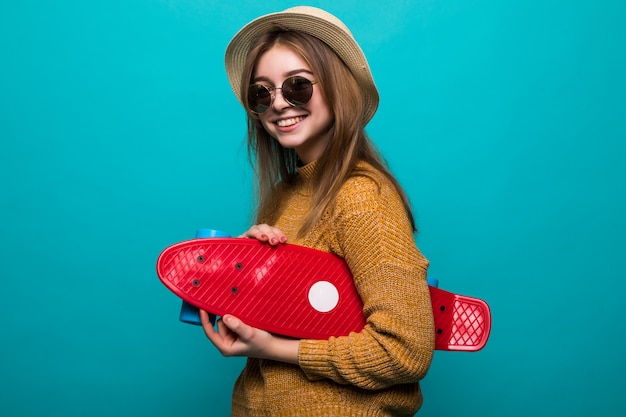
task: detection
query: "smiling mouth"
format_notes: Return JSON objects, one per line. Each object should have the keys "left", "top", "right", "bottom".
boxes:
{"left": 276, "top": 116, "right": 305, "bottom": 127}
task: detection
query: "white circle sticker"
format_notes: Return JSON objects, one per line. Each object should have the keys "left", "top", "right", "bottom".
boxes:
{"left": 308, "top": 281, "right": 339, "bottom": 313}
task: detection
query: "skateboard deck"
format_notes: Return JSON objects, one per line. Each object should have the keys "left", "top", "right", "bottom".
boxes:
{"left": 157, "top": 237, "right": 491, "bottom": 351}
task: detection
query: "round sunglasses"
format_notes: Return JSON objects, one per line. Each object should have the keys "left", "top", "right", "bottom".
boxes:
{"left": 247, "top": 76, "right": 318, "bottom": 114}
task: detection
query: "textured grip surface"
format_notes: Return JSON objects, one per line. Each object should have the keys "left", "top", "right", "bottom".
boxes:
{"left": 430, "top": 287, "right": 491, "bottom": 351}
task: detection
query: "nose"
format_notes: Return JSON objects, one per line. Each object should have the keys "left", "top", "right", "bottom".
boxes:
{"left": 271, "top": 87, "right": 291, "bottom": 111}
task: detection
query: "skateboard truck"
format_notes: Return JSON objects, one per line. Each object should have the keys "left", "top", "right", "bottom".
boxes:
{"left": 178, "top": 228, "right": 229, "bottom": 326}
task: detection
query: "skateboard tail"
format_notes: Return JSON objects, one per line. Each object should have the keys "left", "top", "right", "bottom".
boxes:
{"left": 430, "top": 287, "right": 491, "bottom": 351}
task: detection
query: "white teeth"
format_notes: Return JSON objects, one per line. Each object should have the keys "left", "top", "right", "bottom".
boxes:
{"left": 276, "top": 116, "right": 304, "bottom": 127}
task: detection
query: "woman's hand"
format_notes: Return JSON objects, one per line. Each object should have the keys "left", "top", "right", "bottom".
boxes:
{"left": 239, "top": 224, "right": 287, "bottom": 246}
{"left": 202, "top": 225, "right": 296, "bottom": 363}
{"left": 200, "top": 310, "right": 299, "bottom": 365}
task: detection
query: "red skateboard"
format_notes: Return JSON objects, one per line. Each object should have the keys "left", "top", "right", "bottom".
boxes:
{"left": 157, "top": 236, "right": 491, "bottom": 351}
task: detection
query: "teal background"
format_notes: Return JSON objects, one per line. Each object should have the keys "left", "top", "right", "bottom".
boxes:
{"left": 1, "top": 0, "right": 624, "bottom": 416}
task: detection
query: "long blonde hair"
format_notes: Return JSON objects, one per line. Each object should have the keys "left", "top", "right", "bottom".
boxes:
{"left": 240, "top": 29, "right": 416, "bottom": 237}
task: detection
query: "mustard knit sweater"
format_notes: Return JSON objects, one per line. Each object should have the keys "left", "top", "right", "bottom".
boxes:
{"left": 231, "top": 162, "right": 434, "bottom": 417}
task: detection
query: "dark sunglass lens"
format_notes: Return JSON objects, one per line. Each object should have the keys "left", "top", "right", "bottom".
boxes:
{"left": 283, "top": 77, "right": 313, "bottom": 106}
{"left": 248, "top": 85, "right": 271, "bottom": 113}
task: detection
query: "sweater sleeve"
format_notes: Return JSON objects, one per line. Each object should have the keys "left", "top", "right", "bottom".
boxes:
{"left": 298, "top": 173, "right": 435, "bottom": 390}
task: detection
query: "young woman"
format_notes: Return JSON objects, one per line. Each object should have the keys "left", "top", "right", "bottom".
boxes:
{"left": 199, "top": 6, "right": 435, "bottom": 416}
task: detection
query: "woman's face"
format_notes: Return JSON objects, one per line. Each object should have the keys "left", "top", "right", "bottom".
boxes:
{"left": 253, "top": 44, "right": 333, "bottom": 164}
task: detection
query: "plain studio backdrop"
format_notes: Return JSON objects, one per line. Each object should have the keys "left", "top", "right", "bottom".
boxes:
{"left": 1, "top": 1, "right": 624, "bottom": 416}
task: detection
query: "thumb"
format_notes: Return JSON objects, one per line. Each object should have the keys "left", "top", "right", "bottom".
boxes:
{"left": 222, "top": 314, "right": 239, "bottom": 328}
{"left": 222, "top": 315, "right": 254, "bottom": 340}
{"left": 222, "top": 315, "right": 245, "bottom": 333}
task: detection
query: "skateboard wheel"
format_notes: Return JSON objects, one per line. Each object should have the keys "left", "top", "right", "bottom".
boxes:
{"left": 179, "top": 300, "right": 203, "bottom": 325}
{"left": 195, "top": 229, "right": 230, "bottom": 238}
{"left": 427, "top": 276, "right": 439, "bottom": 288}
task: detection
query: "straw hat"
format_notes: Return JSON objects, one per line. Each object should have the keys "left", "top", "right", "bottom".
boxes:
{"left": 225, "top": 6, "right": 379, "bottom": 124}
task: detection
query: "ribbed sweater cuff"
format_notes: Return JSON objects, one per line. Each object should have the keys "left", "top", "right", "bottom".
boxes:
{"left": 298, "top": 339, "right": 331, "bottom": 381}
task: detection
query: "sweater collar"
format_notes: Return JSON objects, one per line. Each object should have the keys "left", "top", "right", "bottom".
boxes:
{"left": 296, "top": 161, "right": 317, "bottom": 184}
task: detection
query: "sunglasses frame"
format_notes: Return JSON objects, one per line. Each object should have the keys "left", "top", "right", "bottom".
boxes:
{"left": 247, "top": 76, "right": 318, "bottom": 114}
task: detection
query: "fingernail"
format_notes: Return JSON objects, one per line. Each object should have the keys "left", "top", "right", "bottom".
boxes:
{"left": 261, "top": 234, "right": 268, "bottom": 240}
{"left": 270, "top": 237, "right": 278, "bottom": 244}
{"left": 280, "top": 236, "right": 287, "bottom": 243}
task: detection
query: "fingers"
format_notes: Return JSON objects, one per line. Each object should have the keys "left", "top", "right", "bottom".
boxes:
{"left": 220, "top": 315, "right": 300, "bottom": 364}
{"left": 200, "top": 311, "right": 250, "bottom": 357}
{"left": 200, "top": 312, "right": 298, "bottom": 363}
{"left": 201, "top": 310, "right": 236, "bottom": 355}
{"left": 199, "top": 310, "right": 219, "bottom": 341}
{"left": 239, "top": 224, "right": 287, "bottom": 246}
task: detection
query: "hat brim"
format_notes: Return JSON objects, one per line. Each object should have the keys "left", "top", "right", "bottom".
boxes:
{"left": 225, "top": 7, "right": 379, "bottom": 124}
